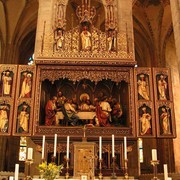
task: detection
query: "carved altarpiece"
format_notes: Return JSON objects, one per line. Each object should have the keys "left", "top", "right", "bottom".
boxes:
{"left": 0, "top": 0, "right": 177, "bottom": 178}
{"left": 12, "top": 65, "right": 36, "bottom": 136}
{"left": 153, "top": 68, "right": 176, "bottom": 138}
{"left": 0, "top": 64, "right": 18, "bottom": 136}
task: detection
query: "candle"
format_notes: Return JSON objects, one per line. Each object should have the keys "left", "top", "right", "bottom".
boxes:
{"left": 99, "top": 136, "right": 102, "bottom": 159}
{"left": 167, "top": 178, "right": 172, "bottom": 180}
{"left": 14, "top": 164, "right": 19, "bottom": 180}
{"left": 67, "top": 136, "right": 70, "bottom": 159}
{"left": 9, "top": 176, "right": 14, "bottom": 180}
{"left": 42, "top": 135, "right": 45, "bottom": 159}
{"left": 27, "top": 148, "right": 33, "bottom": 160}
{"left": 124, "top": 137, "right": 127, "bottom": 159}
{"left": 164, "top": 164, "right": 168, "bottom": 180}
{"left": 112, "top": 134, "right": 115, "bottom": 157}
{"left": 152, "top": 149, "right": 157, "bottom": 161}
{"left": 54, "top": 134, "right": 57, "bottom": 157}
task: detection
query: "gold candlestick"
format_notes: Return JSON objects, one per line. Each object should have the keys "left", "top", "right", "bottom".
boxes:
{"left": 124, "top": 159, "right": 129, "bottom": 179}
{"left": 65, "top": 158, "right": 70, "bottom": 179}
{"left": 150, "top": 160, "right": 160, "bottom": 180}
{"left": 111, "top": 157, "right": 117, "bottom": 179}
{"left": 98, "top": 158, "right": 103, "bottom": 179}
{"left": 82, "top": 125, "right": 87, "bottom": 142}
{"left": 25, "top": 159, "right": 33, "bottom": 180}
{"left": 51, "top": 155, "right": 56, "bottom": 163}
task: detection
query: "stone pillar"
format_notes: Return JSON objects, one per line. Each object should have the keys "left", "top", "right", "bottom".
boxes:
{"left": 169, "top": 0, "right": 180, "bottom": 173}
{"left": 170, "top": 0, "right": 180, "bottom": 78}
{"left": 34, "top": 0, "right": 54, "bottom": 59}
{"left": 117, "top": 0, "right": 135, "bottom": 58}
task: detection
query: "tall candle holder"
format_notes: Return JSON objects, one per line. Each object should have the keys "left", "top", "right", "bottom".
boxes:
{"left": 98, "top": 158, "right": 103, "bottom": 180}
{"left": 51, "top": 155, "right": 56, "bottom": 163}
{"left": 124, "top": 159, "right": 129, "bottom": 179}
{"left": 25, "top": 159, "right": 33, "bottom": 180}
{"left": 65, "top": 158, "right": 70, "bottom": 179}
{"left": 111, "top": 157, "right": 117, "bottom": 179}
{"left": 150, "top": 160, "right": 160, "bottom": 180}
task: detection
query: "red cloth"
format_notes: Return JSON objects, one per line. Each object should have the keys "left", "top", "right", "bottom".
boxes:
{"left": 45, "top": 100, "right": 56, "bottom": 126}
{"left": 96, "top": 105, "right": 110, "bottom": 127}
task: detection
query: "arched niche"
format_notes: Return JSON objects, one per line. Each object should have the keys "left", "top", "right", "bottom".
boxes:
{"left": 65, "top": 0, "right": 105, "bottom": 31}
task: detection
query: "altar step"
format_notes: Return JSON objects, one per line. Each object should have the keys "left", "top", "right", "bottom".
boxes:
{"left": 53, "top": 176, "right": 136, "bottom": 180}
{"left": 139, "top": 173, "right": 180, "bottom": 180}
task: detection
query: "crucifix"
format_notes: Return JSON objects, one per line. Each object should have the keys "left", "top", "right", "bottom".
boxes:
{"left": 82, "top": 125, "right": 87, "bottom": 142}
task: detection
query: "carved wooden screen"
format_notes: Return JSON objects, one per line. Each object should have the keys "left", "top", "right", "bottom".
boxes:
{"left": 33, "top": 65, "right": 136, "bottom": 138}
{"left": 12, "top": 65, "right": 36, "bottom": 136}
{"left": 0, "top": 64, "right": 18, "bottom": 136}
{"left": 152, "top": 68, "right": 176, "bottom": 138}
{"left": 134, "top": 67, "right": 156, "bottom": 137}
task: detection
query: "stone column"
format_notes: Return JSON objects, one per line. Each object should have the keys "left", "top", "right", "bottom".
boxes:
{"left": 34, "top": 0, "right": 54, "bottom": 59}
{"left": 116, "top": 0, "right": 135, "bottom": 58}
{"left": 170, "top": 0, "right": 180, "bottom": 79}
{"left": 169, "top": 0, "right": 180, "bottom": 173}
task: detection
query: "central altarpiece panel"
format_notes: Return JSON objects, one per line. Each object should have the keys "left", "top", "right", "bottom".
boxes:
{"left": 33, "top": 0, "right": 137, "bottom": 138}
{"left": 33, "top": 65, "right": 136, "bottom": 138}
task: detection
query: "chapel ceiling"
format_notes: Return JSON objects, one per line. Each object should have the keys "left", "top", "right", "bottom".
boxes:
{"left": 133, "top": 0, "right": 172, "bottom": 67}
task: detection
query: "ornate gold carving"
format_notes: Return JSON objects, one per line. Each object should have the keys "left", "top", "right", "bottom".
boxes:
{"left": 37, "top": 28, "right": 133, "bottom": 61}
{"left": 39, "top": 66, "right": 130, "bottom": 83}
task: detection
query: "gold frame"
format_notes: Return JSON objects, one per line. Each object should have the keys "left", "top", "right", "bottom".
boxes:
{"left": 12, "top": 65, "right": 36, "bottom": 136}
{"left": 134, "top": 67, "right": 156, "bottom": 137}
{"left": 153, "top": 68, "right": 176, "bottom": 138}
{"left": 33, "top": 65, "right": 136, "bottom": 138}
{"left": 0, "top": 64, "right": 18, "bottom": 136}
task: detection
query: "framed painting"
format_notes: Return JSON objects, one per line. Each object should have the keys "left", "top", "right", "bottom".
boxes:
{"left": 156, "top": 102, "right": 176, "bottom": 138}
{"left": 0, "top": 100, "right": 13, "bottom": 135}
{"left": 33, "top": 65, "right": 136, "bottom": 138}
{"left": 0, "top": 64, "right": 18, "bottom": 98}
{"left": 12, "top": 65, "right": 36, "bottom": 136}
{"left": 136, "top": 103, "right": 156, "bottom": 137}
{"left": 152, "top": 68, "right": 172, "bottom": 101}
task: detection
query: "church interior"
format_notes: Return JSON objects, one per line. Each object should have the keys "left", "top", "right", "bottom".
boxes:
{"left": 0, "top": 0, "right": 180, "bottom": 179}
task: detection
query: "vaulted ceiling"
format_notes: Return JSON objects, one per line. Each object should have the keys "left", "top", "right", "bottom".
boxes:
{"left": 0, "top": 0, "right": 173, "bottom": 66}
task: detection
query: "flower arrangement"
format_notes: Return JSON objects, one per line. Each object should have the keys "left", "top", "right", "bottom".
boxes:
{"left": 38, "top": 161, "right": 63, "bottom": 180}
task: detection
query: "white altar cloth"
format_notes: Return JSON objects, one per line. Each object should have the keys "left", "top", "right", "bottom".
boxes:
{"left": 56, "top": 111, "right": 96, "bottom": 120}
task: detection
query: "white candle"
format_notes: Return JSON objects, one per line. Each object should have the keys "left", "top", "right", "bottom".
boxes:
{"left": 152, "top": 149, "right": 157, "bottom": 161}
{"left": 14, "top": 164, "right": 19, "bottom": 180}
{"left": 42, "top": 135, "right": 45, "bottom": 159}
{"left": 9, "top": 176, "right": 14, "bottom": 180}
{"left": 112, "top": 134, "right": 115, "bottom": 157}
{"left": 67, "top": 136, "right": 70, "bottom": 159}
{"left": 99, "top": 136, "right": 102, "bottom": 159}
{"left": 167, "top": 178, "right": 172, "bottom": 180}
{"left": 124, "top": 137, "right": 127, "bottom": 159}
{"left": 164, "top": 164, "right": 168, "bottom": 180}
{"left": 54, "top": 134, "right": 57, "bottom": 157}
{"left": 27, "top": 148, "right": 33, "bottom": 160}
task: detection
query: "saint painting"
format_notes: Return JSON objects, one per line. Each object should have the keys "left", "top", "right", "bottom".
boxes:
{"left": 159, "top": 106, "right": 171, "bottom": 135}
{"left": 157, "top": 74, "right": 168, "bottom": 100}
{"left": 0, "top": 71, "right": 13, "bottom": 96}
{"left": 137, "top": 74, "right": 149, "bottom": 100}
{"left": 19, "top": 71, "right": 32, "bottom": 98}
{"left": 139, "top": 105, "right": 152, "bottom": 136}
{"left": 0, "top": 103, "right": 10, "bottom": 133}
{"left": 17, "top": 103, "right": 30, "bottom": 133}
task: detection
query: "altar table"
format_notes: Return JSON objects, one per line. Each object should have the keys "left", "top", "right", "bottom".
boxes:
{"left": 56, "top": 111, "right": 96, "bottom": 120}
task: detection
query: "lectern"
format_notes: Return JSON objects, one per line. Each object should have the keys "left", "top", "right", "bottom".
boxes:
{"left": 73, "top": 142, "right": 96, "bottom": 179}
